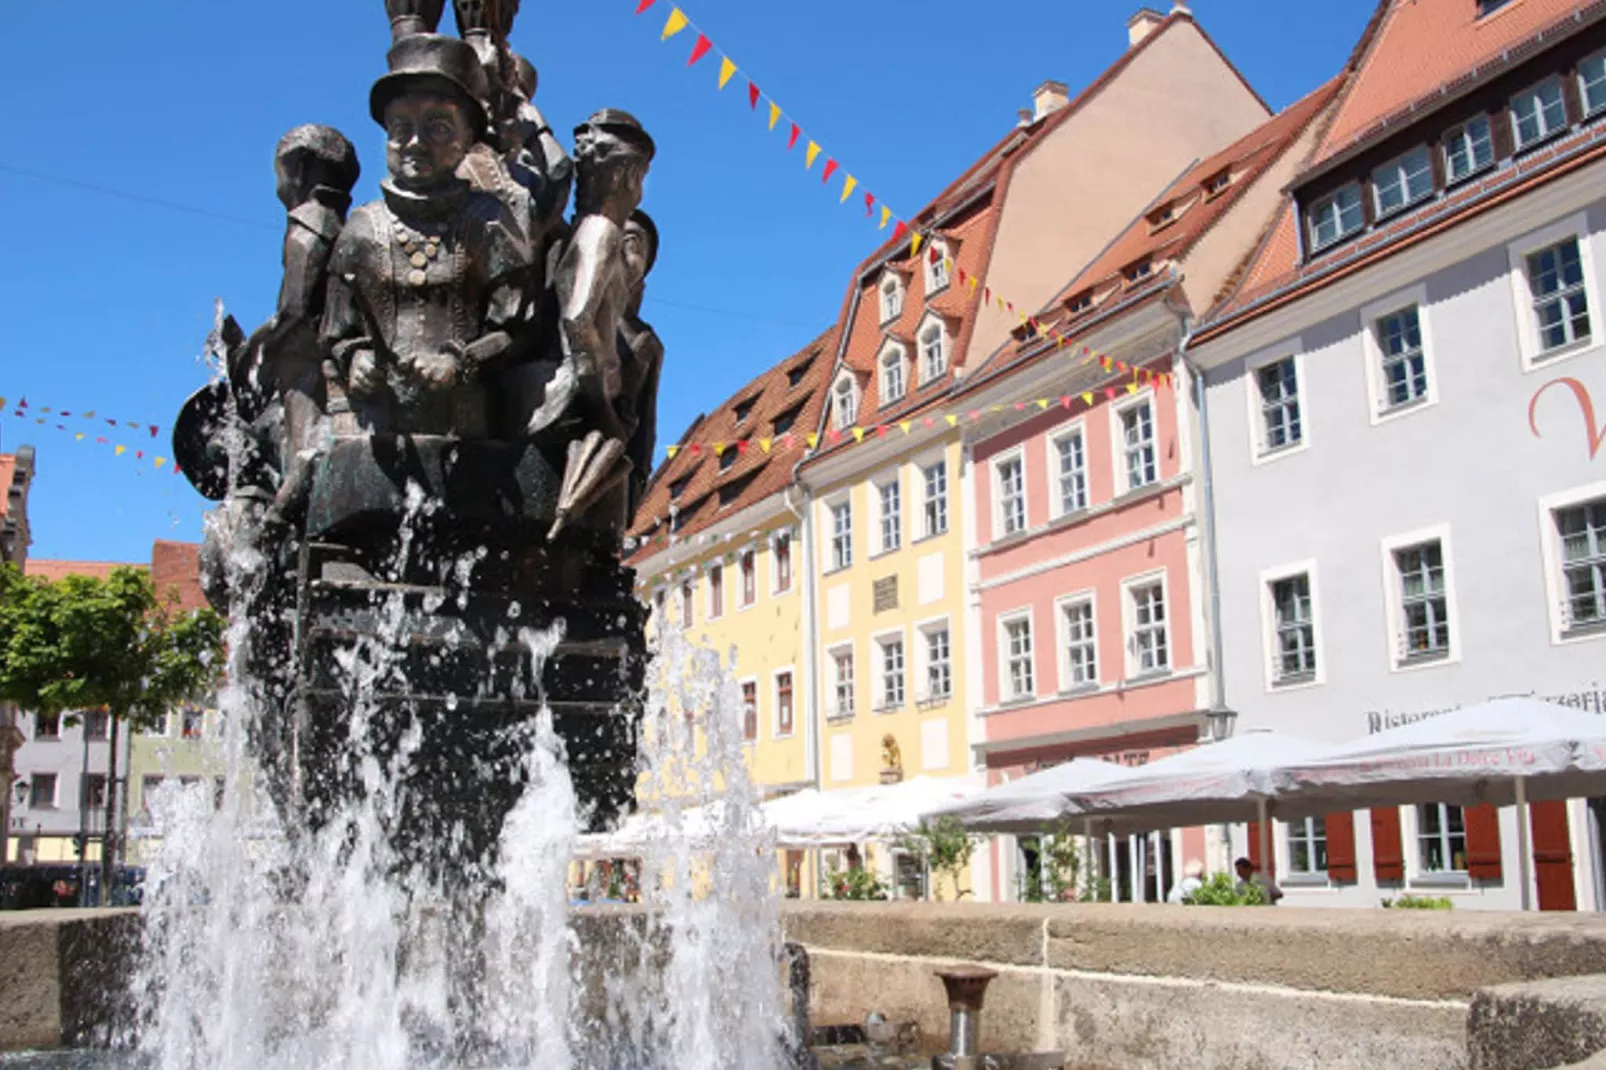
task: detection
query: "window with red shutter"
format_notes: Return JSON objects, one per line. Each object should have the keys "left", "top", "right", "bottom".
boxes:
{"left": 1464, "top": 804, "right": 1503, "bottom": 881}
{"left": 1325, "top": 812, "right": 1358, "bottom": 883}
{"left": 1247, "top": 821, "right": 1274, "bottom": 877}
{"left": 1371, "top": 807, "right": 1406, "bottom": 883}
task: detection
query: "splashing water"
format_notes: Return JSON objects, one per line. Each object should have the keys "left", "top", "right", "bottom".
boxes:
{"left": 127, "top": 485, "right": 791, "bottom": 1070}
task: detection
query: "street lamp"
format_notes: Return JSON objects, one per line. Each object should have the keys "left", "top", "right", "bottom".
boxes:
{"left": 1205, "top": 706, "right": 1238, "bottom": 743}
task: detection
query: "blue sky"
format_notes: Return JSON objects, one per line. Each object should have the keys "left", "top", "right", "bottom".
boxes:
{"left": 0, "top": 0, "right": 1375, "bottom": 563}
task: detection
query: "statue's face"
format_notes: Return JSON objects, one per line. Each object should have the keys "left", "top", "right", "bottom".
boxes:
{"left": 622, "top": 220, "right": 654, "bottom": 288}
{"left": 385, "top": 93, "right": 473, "bottom": 189}
{"left": 574, "top": 128, "right": 648, "bottom": 210}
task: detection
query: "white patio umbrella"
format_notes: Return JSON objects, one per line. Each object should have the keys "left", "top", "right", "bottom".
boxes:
{"left": 764, "top": 775, "right": 984, "bottom": 846}
{"left": 1268, "top": 697, "right": 1606, "bottom": 910}
{"left": 923, "top": 759, "right": 1139, "bottom": 834}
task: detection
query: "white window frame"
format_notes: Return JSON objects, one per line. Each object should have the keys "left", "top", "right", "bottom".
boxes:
{"left": 1443, "top": 114, "right": 1495, "bottom": 185}
{"left": 1121, "top": 570, "right": 1172, "bottom": 681}
{"left": 738, "top": 548, "right": 758, "bottom": 610}
{"left": 920, "top": 456, "right": 949, "bottom": 539}
{"left": 1371, "top": 144, "right": 1434, "bottom": 219}
{"left": 28, "top": 773, "right": 58, "bottom": 810}
{"left": 873, "top": 628, "right": 908, "bottom": 714}
{"left": 1286, "top": 816, "right": 1329, "bottom": 879}
{"left": 738, "top": 675, "right": 760, "bottom": 744}
{"left": 832, "top": 373, "right": 858, "bottom": 431}
{"left": 992, "top": 448, "right": 1028, "bottom": 541}
{"left": 1511, "top": 75, "right": 1568, "bottom": 151}
{"left": 679, "top": 578, "right": 694, "bottom": 628}
{"left": 1307, "top": 182, "right": 1363, "bottom": 251}
{"left": 997, "top": 608, "right": 1037, "bottom": 703}
{"left": 1054, "top": 589, "right": 1099, "bottom": 693}
{"left": 828, "top": 642, "right": 857, "bottom": 722}
{"left": 925, "top": 240, "right": 951, "bottom": 294}
{"left": 874, "top": 469, "right": 903, "bottom": 557}
{"left": 825, "top": 494, "right": 853, "bottom": 574}
{"left": 773, "top": 666, "right": 797, "bottom": 739}
{"left": 878, "top": 341, "right": 908, "bottom": 407}
{"left": 915, "top": 615, "right": 953, "bottom": 704}
{"left": 707, "top": 562, "right": 725, "bottom": 620}
{"left": 1581, "top": 49, "right": 1606, "bottom": 118}
{"left": 1244, "top": 350, "right": 1308, "bottom": 464}
{"left": 1412, "top": 803, "right": 1470, "bottom": 878}
{"left": 1049, "top": 419, "right": 1090, "bottom": 519}
{"left": 1380, "top": 525, "right": 1461, "bottom": 673}
{"left": 1112, "top": 389, "right": 1160, "bottom": 493}
{"left": 1361, "top": 285, "right": 1440, "bottom": 425}
{"left": 1258, "top": 560, "right": 1325, "bottom": 692}
{"left": 917, "top": 313, "right": 950, "bottom": 385}
{"left": 1537, "top": 480, "right": 1606, "bottom": 646}
{"left": 1508, "top": 214, "right": 1599, "bottom": 371}
{"left": 878, "top": 272, "right": 904, "bottom": 324}
{"left": 771, "top": 529, "right": 795, "bottom": 596}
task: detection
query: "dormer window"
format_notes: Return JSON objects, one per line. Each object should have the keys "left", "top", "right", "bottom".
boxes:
{"left": 1203, "top": 169, "right": 1231, "bottom": 196}
{"left": 1307, "top": 183, "right": 1363, "bottom": 252}
{"left": 1124, "top": 258, "right": 1153, "bottom": 284}
{"left": 1372, "top": 146, "right": 1433, "bottom": 218}
{"left": 1444, "top": 116, "right": 1494, "bottom": 183}
{"left": 918, "top": 317, "right": 949, "bottom": 385}
{"left": 879, "top": 275, "right": 904, "bottom": 324}
{"left": 1147, "top": 203, "right": 1175, "bottom": 229}
{"left": 773, "top": 402, "right": 803, "bottom": 435}
{"left": 733, "top": 396, "right": 758, "bottom": 424}
{"left": 879, "top": 344, "right": 907, "bottom": 406}
{"left": 670, "top": 474, "right": 691, "bottom": 500}
{"left": 719, "top": 471, "right": 758, "bottom": 506}
{"left": 833, "top": 375, "right": 858, "bottom": 431}
{"left": 925, "top": 241, "right": 951, "bottom": 293}
{"left": 1067, "top": 290, "right": 1093, "bottom": 314}
{"left": 1477, "top": 0, "right": 1513, "bottom": 16}
{"left": 719, "top": 448, "right": 737, "bottom": 471}
{"left": 787, "top": 357, "right": 814, "bottom": 388}
{"left": 1512, "top": 77, "right": 1567, "bottom": 150}
{"left": 1581, "top": 51, "right": 1606, "bottom": 116}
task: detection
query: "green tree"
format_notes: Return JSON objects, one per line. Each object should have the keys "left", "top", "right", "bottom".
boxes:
{"left": 897, "top": 815, "right": 978, "bottom": 901}
{"left": 1020, "top": 822, "right": 1085, "bottom": 903}
{"left": 0, "top": 564, "right": 224, "bottom": 897}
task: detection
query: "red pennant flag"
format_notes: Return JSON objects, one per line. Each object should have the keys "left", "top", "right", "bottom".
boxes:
{"left": 96, "top": 437, "right": 108, "bottom": 444}
{"left": 107, "top": 418, "right": 116, "bottom": 426}
{"left": 892, "top": 221, "right": 908, "bottom": 244}
{"left": 1006, "top": 301, "right": 1015, "bottom": 314}
{"left": 737, "top": 440, "right": 749, "bottom": 454}
{"left": 876, "top": 426, "right": 888, "bottom": 439}
{"left": 821, "top": 158, "right": 838, "bottom": 184}
{"left": 958, "top": 268, "right": 968, "bottom": 286}
{"left": 983, "top": 288, "right": 991, "bottom": 304}
{"left": 689, "top": 444, "right": 703, "bottom": 457}
{"left": 59, "top": 411, "right": 70, "bottom": 417}
{"left": 1061, "top": 396, "right": 1073, "bottom": 409}
{"left": 865, "top": 192, "right": 875, "bottom": 217}
{"left": 634, "top": 0, "right": 656, "bottom": 12}
{"left": 136, "top": 451, "right": 144, "bottom": 460}
{"left": 687, "top": 34, "right": 712, "bottom": 66}
{"left": 827, "top": 429, "right": 841, "bottom": 444}
{"left": 747, "top": 81, "right": 761, "bottom": 109}
{"left": 149, "top": 425, "right": 158, "bottom": 438}
{"left": 787, "top": 123, "right": 801, "bottom": 150}
{"left": 1105, "top": 387, "right": 1118, "bottom": 401}
{"left": 924, "top": 417, "right": 935, "bottom": 428}
{"left": 968, "top": 410, "right": 981, "bottom": 422}
{"left": 17, "top": 398, "right": 26, "bottom": 409}
{"left": 1014, "top": 402, "right": 1026, "bottom": 412}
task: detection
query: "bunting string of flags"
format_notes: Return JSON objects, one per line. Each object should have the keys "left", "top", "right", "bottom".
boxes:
{"left": 0, "top": 396, "right": 176, "bottom": 475}
{"left": 630, "top": 0, "right": 1177, "bottom": 470}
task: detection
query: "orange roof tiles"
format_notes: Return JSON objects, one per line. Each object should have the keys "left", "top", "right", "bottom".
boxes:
{"left": 24, "top": 560, "right": 139, "bottom": 583}
{"left": 627, "top": 327, "right": 838, "bottom": 558}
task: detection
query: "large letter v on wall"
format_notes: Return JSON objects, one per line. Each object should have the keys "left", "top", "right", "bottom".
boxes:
{"left": 1530, "top": 377, "right": 1606, "bottom": 461}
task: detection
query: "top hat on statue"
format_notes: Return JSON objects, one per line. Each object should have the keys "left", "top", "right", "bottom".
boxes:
{"left": 370, "top": 34, "right": 490, "bottom": 138}
{"left": 575, "top": 108, "right": 657, "bottom": 161}
{"left": 385, "top": 0, "right": 447, "bottom": 42}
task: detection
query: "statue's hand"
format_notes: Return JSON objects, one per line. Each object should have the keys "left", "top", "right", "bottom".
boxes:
{"left": 348, "top": 350, "right": 382, "bottom": 396}
{"left": 414, "top": 346, "right": 462, "bottom": 390}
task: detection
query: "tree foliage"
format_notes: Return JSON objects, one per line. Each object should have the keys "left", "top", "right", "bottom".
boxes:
{"left": 1182, "top": 872, "right": 1269, "bottom": 906}
{"left": 897, "top": 815, "right": 978, "bottom": 901}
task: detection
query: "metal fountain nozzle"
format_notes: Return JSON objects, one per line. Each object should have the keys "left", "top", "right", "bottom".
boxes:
{"left": 935, "top": 965, "right": 999, "bottom": 1062}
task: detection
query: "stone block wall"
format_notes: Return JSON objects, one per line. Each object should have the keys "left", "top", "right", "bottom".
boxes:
{"left": 0, "top": 909, "right": 139, "bottom": 1051}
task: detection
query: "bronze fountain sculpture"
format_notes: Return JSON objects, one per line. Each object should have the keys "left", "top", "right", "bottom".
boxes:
{"left": 173, "top": 0, "right": 662, "bottom": 887}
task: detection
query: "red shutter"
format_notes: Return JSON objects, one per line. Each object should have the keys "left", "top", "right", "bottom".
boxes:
{"left": 1531, "top": 801, "right": 1578, "bottom": 912}
{"left": 1325, "top": 812, "right": 1357, "bottom": 883}
{"left": 1371, "top": 807, "right": 1405, "bottom": 883}
{"left": 1247, "top": 822, "right": 1274, "bottom": 877}
{"left": 1464, "top": 804, "right": 1503, "bottom": 881}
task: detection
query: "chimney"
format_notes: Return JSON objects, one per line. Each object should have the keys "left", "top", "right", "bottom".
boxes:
{"left": 1127, "top": 7, "right": 1166, "bottom": 46}
{"left": 1032, "top": 80, "right": 1070, "bottom": 122}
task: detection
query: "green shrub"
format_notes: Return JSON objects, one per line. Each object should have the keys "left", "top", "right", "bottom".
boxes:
{"left": 825, "top": 865, "right": 888, "bottom": 901}
{"left": 1382, "top": 895, "right": 1454, "bottom": 910}
{"left": 1183, "top": 872, "right": 1269, "bottom": 906}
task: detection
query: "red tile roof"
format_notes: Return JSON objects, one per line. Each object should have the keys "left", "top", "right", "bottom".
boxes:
{"left": 24, "top": 560, "right": 138, "bottom": 583}
{"left": 627, "top": 327, "right": 838, "bottom": 560}
{"left": 150, "top": 540, "right": 207, "bottom": 614}
{"left": 966, "top": 74, "right": 1346, "bottom": 387}
{"left": 1312, "top": 0, "right": 1603, "bottom": 169}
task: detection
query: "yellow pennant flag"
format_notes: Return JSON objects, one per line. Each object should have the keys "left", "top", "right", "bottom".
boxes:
{"left": 75, "top": 433, "right": 84, "bottom": 441}
{"left": 115, "top": 445, "right": 127, "bottom": 456}
{"left": 1037, "top": 399, "right": 1051, "bottom": 410}
{"left": 768, "top": 102, "right": 781, "bottom": 130}
{"left": 910, "top": 233, "right": 924, "bottom": 258}
{"left": 989, "top": 404, "right": 1003, "bottom": 413}
{"left": 713, "top": 442, "right": 726, "bottom": 456}
{"left": 996, "top": 296, "right": 1006, "bottom": 311}
{"left": 945, "top": 414, "right": 959, "bottom": 428}
{"left": 805, "top": 141, "right": 822, "bottom": 169}
{"left": 0, "top": 397, "right": 5, "bottom": 409}
{"left": 83, "top": 411, "right": 95, "bottom": 419}
{"left": 967, "top": 275, "right": 979, "bottom": 294}
{"left": 944, "top": 257, "right": 954, "bottom": 277}
{"left": 155, "top": 457, "right": 167, "bottom": 468}
{"left": 760, "top": 438, "right": 773, "bottom": 454}
{"left": 806, "top": 433, "right": 820, "bottom": 450}
{"left": 718, "top": 57, "right": 738, "bottom": 89}
{"left": 1082, "top": 392, "right": 1094, "bottom": 405}
{"left": 879, "top": 206, "right": 892, "bottom": 230}
{"left": 662, "top": 7, "right": 689, "bottom": 38}
{"left": 840, "top": 175, "right": 857, "bottom": 203}
{"left": 898, "top": 421, "right": 912, "bottom": 434}
{"left": 666, "top": 445, "right": 681, "bottom": 460}
{"left": 852, "top": 427, "right": 866, "bottom": 443}
{"left": 1126, "top": 383, "right": 1138, "bottom": 395}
